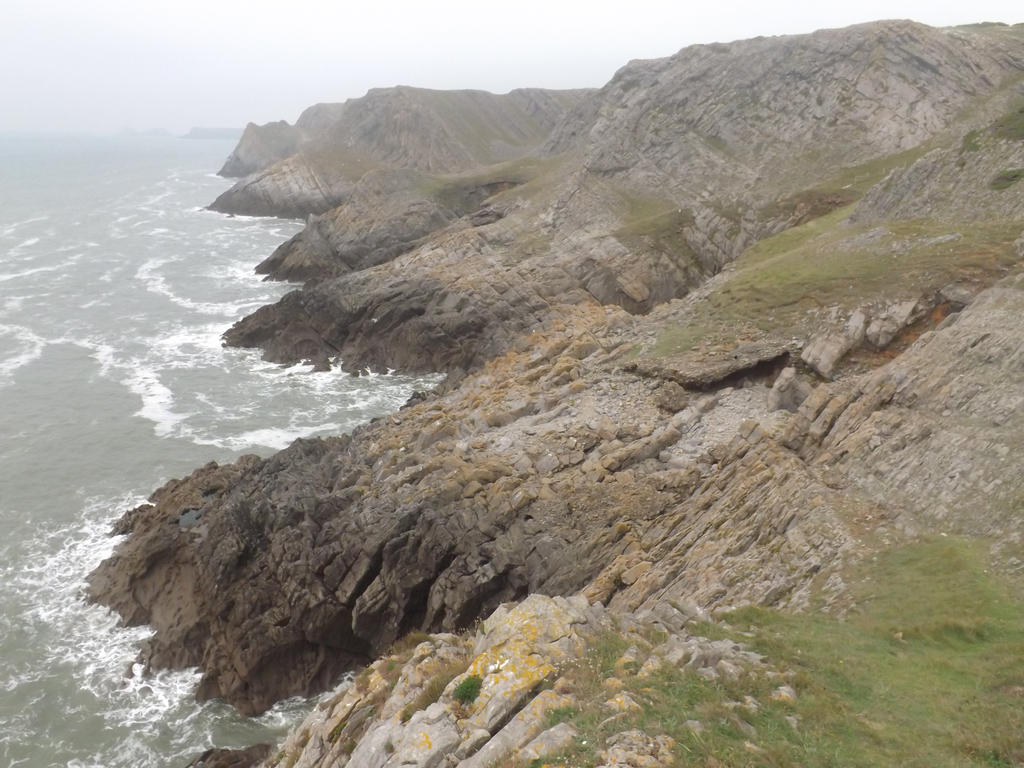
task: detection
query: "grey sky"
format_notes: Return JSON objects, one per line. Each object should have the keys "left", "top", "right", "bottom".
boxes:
{"left": 1, "top": 0, "right": 1020, "bottom": 134}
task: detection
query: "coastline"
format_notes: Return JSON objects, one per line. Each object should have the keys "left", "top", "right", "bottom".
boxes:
{"left": 85, "top": 19, "right": 1024, "bottom": 767}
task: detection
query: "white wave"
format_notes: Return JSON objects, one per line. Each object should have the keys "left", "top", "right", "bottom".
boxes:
{"left": 1, "top": 295, "right": 27, "bottom": 314}
{"left": 2, "top": 493, "right": 314, "bottom": 767}
{"left": 192, "top": 423, "right": 343, "bottom": 451}
{"left": 1, "top": 215, "right": 49, "bottom": 236}
{"left": 135, "top": 258, "right": 263, "bottom": 318}
{"left": 0, "top": 324, "right": 47, "bottom": 383}
{"left": 201, "top": 259, "right": 264, "bottom": 284}
{"left": 0, "top": 258, "right": 76, "bottom": 284}
{"left": 122, "top": 365, "right": 194, "bottom": 438}
{"left": 140, "top": 189, "right": 172, "bottom": 208}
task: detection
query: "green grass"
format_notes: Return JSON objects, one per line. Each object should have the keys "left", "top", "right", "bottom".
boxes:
{"left": 414, "top": 154, "right": 564, "bottom": 214}
{"left": 991, "top": 105, "right": 1024, "bottom": 142}
{"left": 614, "top": 208, "right": 701, "bottom": 274}
{"left": 399, "top": 652, "right": 473, "bottom": 721}
{"left": 452, "top": 674, "right": 483, "bottom": 705}
{"left": 991, "top": 169, "right": 1024, "bottom": 191}
{"left": 725, "top": 538, "right": 1024, "bottom": 766}
{"left": 542, "top": 537, "right": 1024, "bottom": 767}
{"left": 648, "top": 209, "right": 1022, "bottom": 358}
{"left": 962, "top": 130, "right": 983, "bottom": 153}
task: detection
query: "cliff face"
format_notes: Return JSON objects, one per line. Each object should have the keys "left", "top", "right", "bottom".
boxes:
{"left": 89, "top": 18, "right": 1024, "bottom": 749}
{"left": 209, "top": 87, "right": 592, "bottom": 217}
{"left": 219, "top": 120, "right": 301, "bottom": 177}
{"left": 221, "top": 20, "right": 1024, "bottom": 378}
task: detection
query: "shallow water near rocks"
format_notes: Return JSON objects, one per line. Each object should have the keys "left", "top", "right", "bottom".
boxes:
{"left": 0, "top": 135, "right": 440, "bottom": 767}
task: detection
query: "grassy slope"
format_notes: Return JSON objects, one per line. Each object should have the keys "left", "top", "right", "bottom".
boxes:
{"left": 648, "top": 204, "right": 1021, "bottom": 358}
{"left": 539, "top": 538, "right": 1024, "bottom": 767}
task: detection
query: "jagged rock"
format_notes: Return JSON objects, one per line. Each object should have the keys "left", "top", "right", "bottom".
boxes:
{"left": 254, "top": 169, "right": 454, "bottom": 282}
{"left": 787, "top": 274, "right": 1024, "bottom": 539}
{"left": 212, "top": 86, "right": 591, "bottom": 218}
{"left": 596, "top": 730, "right": 675, "bottom": 768}
{"left": 244, "top": 595, "right": 766, "bottom": 768}
{"left": 767, "top": 367, "right": 813, "bottom": 412}
{"left": 185, "top": 745, "right": 272, "bottom": 768}
{"left": 519, "top": 722, "right": 579, "bottom": 762}
{"left": 851, "top": 114, "right": 1024, "bottom": 223}
{"left": 772, "top": 685, "right": 798, "bottom": 703}
{"left": 221, "top": 22, "right": 1024, "bottom": 376}
{"left": 801, "top": 309, "right": 868, "bottom": 379}
{"left": 458, "top": 690, "right": 573, "bottom": 768}
{"left": 90, "top": 22, "right": 1024, "bottom": 745}
{"left": 91, "top": 274, "right": 1024, "bottom": 718}
{"left": 245, "top": 596, "right": 601, "bottom": 768}
{"left": 219, "top": 121, "right": 301, "bottom": 177}
{"left": 626, "top": 342, "right": 791, "bottom": 392}
{"left": 938, "top": 282, "right": 978, "bottom": 307}
{"left": 865, "top": 300, "right": 924, "bottom": 348}
{"left": 603, "top": 693, "right": 642, "bottom": 713}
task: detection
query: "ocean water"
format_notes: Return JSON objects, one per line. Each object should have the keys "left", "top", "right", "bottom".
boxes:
{"left": 0, "top": 135, "right": 439, "bottom": 767}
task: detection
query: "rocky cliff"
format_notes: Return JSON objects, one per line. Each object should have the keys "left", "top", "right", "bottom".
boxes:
{"left": 209, "top": 87, "right": 591, "bottom": 217}
{"left": 220, "top": 20, "right": 1024, "bottom": 378}
{"left": 88, "top": 18, "right": 1024, "bottom": 768}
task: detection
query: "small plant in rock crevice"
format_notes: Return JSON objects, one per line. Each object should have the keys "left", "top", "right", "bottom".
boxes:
{"left": 453, "top": 674, "right": 483, "bottom": 705}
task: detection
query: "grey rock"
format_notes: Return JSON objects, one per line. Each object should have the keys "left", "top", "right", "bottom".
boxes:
{"left": 453, "top": 729, "right": 491, "bottom": 760}
{"left": 519, "top": 723, "right": 579, "bottom": 762}
{"left": 223, "top": 22, "right": 1023, "bottom": 377}
{"left": 185, "top": 745, "right": 271, "bottom": 768}
{"left": 459, "top": 690, "right": 573, "bottom": 768}
{"left": 219, "top": 120, "right": 300, "bottom": 177}
{"left": 388, "top": 702, "right": 459, "bottom": 768}
{"left": 767, "top": 367, "right": 813, "bottom": 412}
{"left": 801, "top": 309, "right": 868, "bottom": 379}
{"left": 596, "top": 730, "right": 675, "bottom": 768}
{"left": 866, "top": 300, "right": 923, "bottom": 349}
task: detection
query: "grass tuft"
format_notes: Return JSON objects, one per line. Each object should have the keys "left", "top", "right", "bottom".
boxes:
{"left": 991, "top": 105, "right": 1024, "bottom": 142}
{"left": 990, "top": 168, "right": 1023, "bottom": 190}
{"left": 399, "top": 652, "right": 473, "bottom": 722}
{"left": 453, "top": 675, "right": 483, "bottom": 705}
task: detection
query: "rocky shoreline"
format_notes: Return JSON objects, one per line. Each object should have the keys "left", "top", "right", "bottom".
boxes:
{"left": 87, "top": 18, "right": 1024, "bottom": 767}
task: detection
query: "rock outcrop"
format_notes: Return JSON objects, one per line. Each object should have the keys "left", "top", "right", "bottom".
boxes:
{"left": 852, "top": 107, "right": 1024, "bottom": 223}
{"left": 219, "top": 121, "right": 301, "bottom": 178}
{"left": 246, "top": 594, "right": 766, "bottom": 768}
{"left": 210, "top": 87, "right": 591, "bottom": 217}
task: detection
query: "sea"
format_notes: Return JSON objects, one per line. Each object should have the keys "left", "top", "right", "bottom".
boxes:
{"left": 0, "top": 135, "right": 440, "bottom": 767}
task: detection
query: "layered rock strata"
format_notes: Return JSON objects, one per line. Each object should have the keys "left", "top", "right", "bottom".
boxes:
{"left": 91, "top": 270, "right": 1024, "bottom": 716}
{"left": 211, "top": 87, "right": 591, "bottom": 217}
{"left": 250, "top": 594, "right": 765, "bottom": 768}
{"left": 220, "top": 21, "right": 1024, "bottom": 378}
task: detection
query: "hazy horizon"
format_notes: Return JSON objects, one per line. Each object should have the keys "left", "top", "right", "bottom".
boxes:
{"left": 2, "top": 0, "right": 1021, "bottom": 135}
